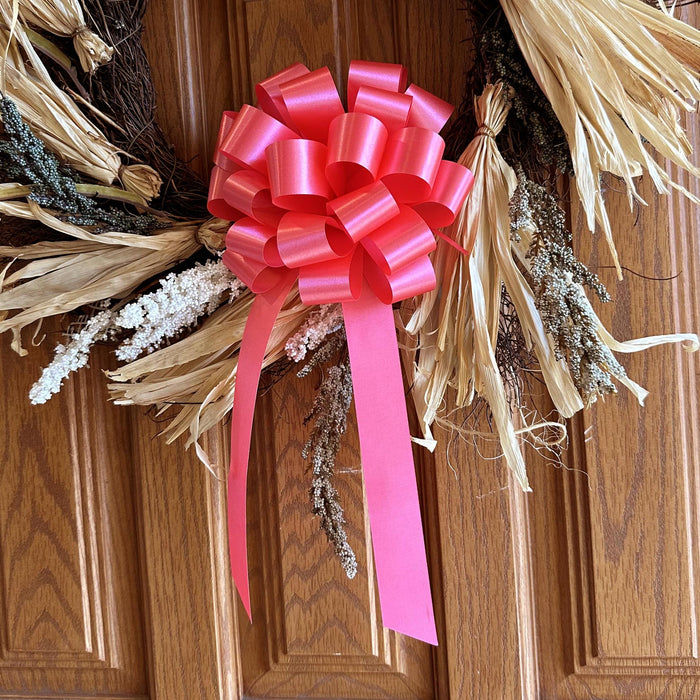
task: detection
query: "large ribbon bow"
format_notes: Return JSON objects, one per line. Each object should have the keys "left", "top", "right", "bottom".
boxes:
{"left": 208, "top": 60, "right": 473, "bottom": 645}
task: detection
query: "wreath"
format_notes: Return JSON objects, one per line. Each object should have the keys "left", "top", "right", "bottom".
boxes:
{"left": 0, "top": 0, "right": 698, "bottom": 642}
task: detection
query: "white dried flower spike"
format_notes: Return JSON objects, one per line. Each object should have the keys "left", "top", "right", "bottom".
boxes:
{"left": 114, "top": 259, "right": 244, "bottom": 362}
{"left": 29, "top": 310, "right": 114, "bottom": 404}
{"left": 285, "top": 304, "right": 344, "bottom": 362}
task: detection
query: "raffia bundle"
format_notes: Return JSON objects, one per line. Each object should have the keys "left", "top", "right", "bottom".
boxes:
{"left": 0, "top": 10, "right": 161, "bottom": 200}
{"left": 108, "top": 294, "right": 310, "bottom": 470}
{"left": 0, "top": 203, "right": 223, "bottom": 354}
{"left": 499, "top": 0, "right": 700, "bottom": 278}
{"left": 408, "top": 84, "right": 584, "bottom": 490}
{"left": 16, "top": 0, "right": 114, "bottom": 73}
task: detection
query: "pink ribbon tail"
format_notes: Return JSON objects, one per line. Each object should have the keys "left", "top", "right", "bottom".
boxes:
{"left": 228, "top": 274, "right": 295, "bottom": 619}
{"left": 342, "top": 283, "right": 438, "bottom": 644}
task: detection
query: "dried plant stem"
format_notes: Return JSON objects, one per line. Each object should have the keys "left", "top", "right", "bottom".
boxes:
{"left": 0, "top": 7, "right": 161, "bottom": 200}
{"left": 499, "top": 0, "right": 700, "bottom": 278}
{"left": 301, "top": 345, "right": 357, "bottom": 579}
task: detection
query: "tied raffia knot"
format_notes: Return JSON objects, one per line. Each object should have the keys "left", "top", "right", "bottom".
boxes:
{"left": 476, "top": 125, "right": 497, "bottom": 140}
{"left": 72, "top": 24, "right": 90, "bottom": 38}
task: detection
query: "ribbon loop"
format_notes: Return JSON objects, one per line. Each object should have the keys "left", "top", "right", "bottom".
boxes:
{"left": 220, "top": 170, "right": 285, "bottom": 227}
{"left": 280, "top": 67, "right": 345, "bottom": 142}
{"left": 208, "top": 165, "right": 244, "bottom": 220}
{"left": 353, "top": 86, "right": 412, "bottom": 133}
{"left": 213, "top": 111, "right": 239, "bottom": 170}
{"left": 277, "top": 212, "right": 352, "bottom": 268}
{"left": 365, "top": 252, "right": 436, "bottom": 304}
{"left": 413, "top": 160, "right": 475, "bottom": 228}
{"left": 347, "top": 59, "right": 407, "bottom": 110}
{"left": 221, "top": 105, "right": 299, "bottom": 175}
{"left": 226, "top": 217, "right": 283, "bottom": 267}
{"left": 362, "top": 205, "right": 435, "bottom": 275}
{"left": 405, "top": 84, "right": 454, "bottom": 132}
{"left": 379, "top": 127, "right": 445, "bottom": 203}
{"left": 255, "top": 63, "right": 310, "bottom": 123}
{"left": 221, "top": 250, "right": 283, "bottom": 294}
{"left": 266, "top": 139, "right": 333, "bottom": 214}
{"left": 328, "top": 180, "right": 399, "bottom": 244}
{"left": 298, "top": 249, "right": 363, "bottom": 304}
{"left": 326, "top": 112, "right": 388, "bottom": 195}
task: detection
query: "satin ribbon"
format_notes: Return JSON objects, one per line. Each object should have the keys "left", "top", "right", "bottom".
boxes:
{"left": 208, "top": 60, "right": 474, "bottom": 645}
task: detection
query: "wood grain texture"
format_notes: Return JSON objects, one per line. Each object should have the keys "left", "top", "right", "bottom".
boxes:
{"left": 142, "top": 0, "right": 237, "bottom": 177}
{"left": 529, "top": 5, "right": 700, "bottom": 697}
{"left": 143, "top": 0, "right": 700, "bottom": 698}
{"left": 132, "top": 413, "right": 240, "bottom": 699}
{"left": 242, "top": 374, "right": 434, "bottom": 699}
{"left": 0, "top": 320, "right": 146, "bottom": 696}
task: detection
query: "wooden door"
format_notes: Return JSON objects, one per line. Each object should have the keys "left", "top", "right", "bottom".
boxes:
{"left": 1, "top": 0, "right": 699, "bottom": 698}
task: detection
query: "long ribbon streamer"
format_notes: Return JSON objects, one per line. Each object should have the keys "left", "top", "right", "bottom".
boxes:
{"left": 228, "top": 272, "right": 295, "bottom": 617}
{"left": 343, "top": 283, "right": 437, "bottom": 644}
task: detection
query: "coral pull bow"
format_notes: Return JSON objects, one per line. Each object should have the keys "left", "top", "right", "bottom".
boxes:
{"left": 208, "top": 60, "right": 474, "bottom": 644}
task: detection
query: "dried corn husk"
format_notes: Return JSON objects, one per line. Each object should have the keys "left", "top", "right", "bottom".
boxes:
{"left": 619, "top": 0, "right": 700, "bottom": 67}
{"left": 499, "top": 0, "right": 700, "bottom": 278}
{"left": 16, "top": 0, "right": 114, "bottom": 73}
{"left": 108, "top": 293, "right": 310, "bottom": 470}
{"left": 0, "top": 202, "right": 211, "bottom": 354}
{"left": 0, "top": 11, "right": 161, "bottom": 201}
{"left": 408, "top": 84, "right": 584, "bottom": 490}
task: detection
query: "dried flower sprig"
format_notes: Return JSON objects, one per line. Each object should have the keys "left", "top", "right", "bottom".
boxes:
{"left": 301, "top": 339, "right": 357, "bottom": 579}
{"left": 0, "top": 96, "right": 159, "bottom": 233}
{"left": 510, "top": 170, "right": 609, "bottom": 302}
{"left": 0, "top": 11, "right": 161, "bottom": 201}
{"left": 479, "top": 20, "right": 572, "bottom": 173}
{"left": 509, "top": 170, "right": 698, "bottom": 404}
{"left": 285, "top": 304, "right": 343, "bottom": 362}
{"left": 27, "top": 259, "right": 244, "bottom": 403}
{"left": 29, "top": 307, "right": 113, "bottom": 404}
{"left": 115, "top": 259, "right": 244, "bottom": 361}
{"left": 509, "top": 172, "right": 626, "bottom": 402}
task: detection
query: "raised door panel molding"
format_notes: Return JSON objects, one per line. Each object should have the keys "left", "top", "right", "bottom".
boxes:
{"left": 0, "top": 327, "right": 146, "bottom": 695}
{"left": 530, "top": 8, "right": 700, "bottom": 694}
{"left": 243, "top": 377, "right": 434, "bottom": 699}
{"left": 564, "top": 139, "right": 700, "bottom": 677}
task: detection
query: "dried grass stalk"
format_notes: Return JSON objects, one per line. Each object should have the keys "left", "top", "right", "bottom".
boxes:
{"left": 17, "top": 0, "right": 114, "bottom": 73}
{"left": 0, "top": 9, "right": 161, "bottom": 200}
{"left": 499, "top": 0, "right": 700, "bottom": 278}
{"left": 0, "top": 202, "right": 204, "bottom": 354}
{"left": 407, "top": 84, "right": 584, "bottom": 490}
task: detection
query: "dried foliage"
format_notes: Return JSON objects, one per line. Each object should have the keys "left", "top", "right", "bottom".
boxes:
{"left": 0, "top": 203, "right": 204, "bottom": 354}
{"left": 510, "top": 169, "right": 699, "bottom": 405}
{"left": 17, "top": 0, "right": 114, "bottom": 73}
{"left": 0, "top": 8, "right": 161, "bottom": 200}
{"left": 499, "top": 0, "right": 700, "bottom": 277}
{"left": 408, "top": 83, "right": 583, "bottom": 490}
{"left": 0, "top": 96, "right": 159, "bottom": 233}
{"left": 445, "top": 1, "right": 571, "bottom": 174}
{"left": 77, "top": 0, "right": 209, "bottom": 217}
